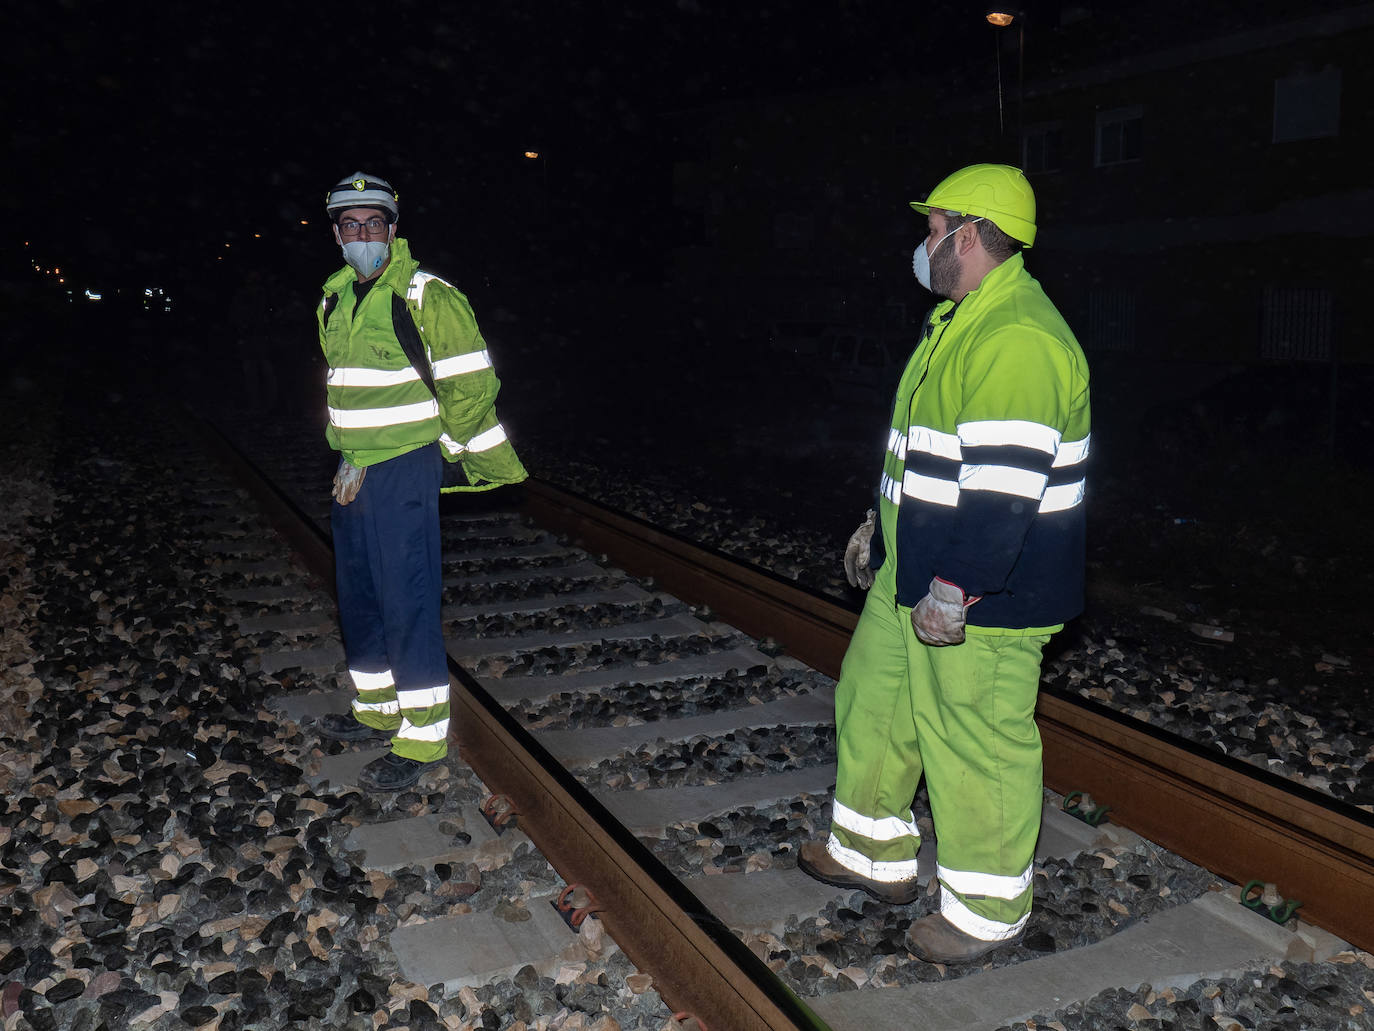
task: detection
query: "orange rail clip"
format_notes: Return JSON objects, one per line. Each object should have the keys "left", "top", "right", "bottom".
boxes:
{"left": 480, "top": 794, "right": 518, "bottom": 833}
{"left": 553, "top": 883, "right": 602, "bottom": 929}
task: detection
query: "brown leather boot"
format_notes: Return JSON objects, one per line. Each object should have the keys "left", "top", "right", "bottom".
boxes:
{"left": 904, "top": 912, "right": 1022, "bottom": 963}
{"left": 796, "top": 840, "right": 920, "bottom": 905}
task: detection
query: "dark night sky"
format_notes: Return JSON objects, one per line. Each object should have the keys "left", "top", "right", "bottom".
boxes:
{"left": 10, "top": 1, "right": 961, "bottom": 290}
{"left": 9, "top": 0, "right": 1346, "bottom": 307}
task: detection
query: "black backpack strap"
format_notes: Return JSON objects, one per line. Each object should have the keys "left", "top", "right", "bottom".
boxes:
{"left": 391, "top": 292, "right": 438, "bottom": 400}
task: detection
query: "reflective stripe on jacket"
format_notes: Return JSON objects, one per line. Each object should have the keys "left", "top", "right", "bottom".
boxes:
{"left": 318, "top": 238, "right": 527, "bottom": 491}
{"left": 876, "top": 253, "right": 1090, "bottom": 629}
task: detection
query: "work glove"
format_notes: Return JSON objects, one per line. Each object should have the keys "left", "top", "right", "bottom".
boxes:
{"left": 332, "top": 458, "right": 366, "bottom": 506}
{"left": 842, "top": 509, "right": 877, "bottom": 589}
{"left": 911, "top": 576, "right": 978, "bottom": 646}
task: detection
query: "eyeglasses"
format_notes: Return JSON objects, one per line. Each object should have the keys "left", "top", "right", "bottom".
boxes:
{"left": 337, "top": 217, "right": 390, "bottom": 237}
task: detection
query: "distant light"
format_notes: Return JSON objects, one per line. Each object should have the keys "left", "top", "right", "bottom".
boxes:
{"left": 253, "top": 233, "right": 262, "bottom": 238}
{"left": 225, "top": 243, "right": 231, "bottom": 248}
{"left": 986, "top": 11, "right": 1015, "bottom": 26}
{"left": 58, "top": 277, "right": 65, "bottom": 284}
{"left": 85, "top": 289, "right": 102, "bottom": 301}
{"left": 300, "top": 219, "right": 310, "bottom": 225}
{"left": 54, "top": 267, "right": 61, "bottom": 275}
{"left": 524, "top": 151, "right": 540, "bottom": 160}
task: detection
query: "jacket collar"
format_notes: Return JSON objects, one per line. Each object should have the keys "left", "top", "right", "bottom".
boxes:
{"left": 322, "top": 236, "right": 418, "bottom": 296}
{"left": 932, "top": 251, "right": 1027, "bottom": 320}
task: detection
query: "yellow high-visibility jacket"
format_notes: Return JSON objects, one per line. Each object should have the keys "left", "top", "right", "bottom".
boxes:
{"left": 873, "top": 253, "right": 1090, "bottom": 628}
{"left": 318, "top": 237, "right": 527, "bottom": 492}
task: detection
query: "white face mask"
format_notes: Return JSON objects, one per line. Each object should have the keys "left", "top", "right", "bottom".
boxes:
{"left": 911, "top": 218, "right": 982, "bottom": 292}
{"left": 341, "top": 239, "right": 391, "bottom": 278}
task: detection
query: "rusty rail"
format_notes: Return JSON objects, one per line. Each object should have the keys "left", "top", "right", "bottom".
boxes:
{"left": 193, "top": 421, "right": 827, "bottom": 1030}
{"left": 195, "top": 413, "right": 1374, "bottom": 1009}
{"left": 523, "top": 477, "right": 1374, "bottom": 951}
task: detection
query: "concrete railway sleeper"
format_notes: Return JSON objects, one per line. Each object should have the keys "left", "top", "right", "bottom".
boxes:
{"left": 195, "top": 415, "right": 1374, "bottom": 1031}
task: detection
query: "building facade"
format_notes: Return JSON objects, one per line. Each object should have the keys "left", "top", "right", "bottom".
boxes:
{"left": 667, "top": 3, "right": 1374, "bottom": 392}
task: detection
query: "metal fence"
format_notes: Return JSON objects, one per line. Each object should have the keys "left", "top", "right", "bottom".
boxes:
{"left": 1261, "top": 286, "right": 1334, "bottom": 361}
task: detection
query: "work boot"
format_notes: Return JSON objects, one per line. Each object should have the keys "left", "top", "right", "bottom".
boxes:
{"left": 796, "top": 840, "right": 920, "bottom": 905}
{"left": 357, "top": 752, "right": 433, "bottom": 791}
{"left": 904, "top": 912, "right": 1021, "bottom": 963}
{"left": 317, "top": 711, "right": 393, "bottom": 743}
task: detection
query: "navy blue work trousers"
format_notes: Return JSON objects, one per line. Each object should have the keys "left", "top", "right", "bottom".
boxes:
{"left": 331, "top": 443, "right": 451, "bottom": 760}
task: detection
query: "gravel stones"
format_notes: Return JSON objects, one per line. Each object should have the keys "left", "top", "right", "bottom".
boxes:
{"left": 198, "top": 392, "right": 1374, "bottom": 1029}
{"left": 452, "top": 596, "right": 679, "bottom": 639}
{"left": 995, "top": 954, "right": 1374, "bottom": 1031}
{"left": 471, "top": 628, "right": 736, "bottom": 679}
{"left": 578, "top": 723, "right": 835, "bottom": 793}
{"left": 512, "top": 416, "right": 1374, "bottom": 816}
{"left": 522, "top": 664, "right": 824, "bottom": 731}
{"left": 1044, "top": 631, "right": 1374, "bottom": 810}
{"left": 1, "top": 392, "right": 679, "bottom": 1031}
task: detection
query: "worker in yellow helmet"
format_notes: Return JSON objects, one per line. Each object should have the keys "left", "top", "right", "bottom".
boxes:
{"left": 799, "top": 164, "right": 1091, "bottom": 963}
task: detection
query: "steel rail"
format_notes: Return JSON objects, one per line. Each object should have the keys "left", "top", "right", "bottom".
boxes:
{"left": 192, "top": 420, "right": 829, "bottom": 1030}
{"left": 522, "top": 477, "right": 1374, "bottom": 952}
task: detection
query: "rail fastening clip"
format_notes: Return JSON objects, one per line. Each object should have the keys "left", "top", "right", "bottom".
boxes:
{"left": 1062, "top": 790, "right": 1111, "bottom": 826}
{"left": 480, "top": 794, "right": 518, "bottom": 835}
{"left": 1241, "top": 879, "right": 1301, "bottom": 925}
{"left": 552, "top": 883, "right": 603, "bottom": 931}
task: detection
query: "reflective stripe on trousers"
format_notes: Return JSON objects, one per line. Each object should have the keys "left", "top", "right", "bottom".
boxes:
{"left": 828, "top": 554, "right": 1047, "bottom": 939}
{"left": 332, "top": 443, "right": 451, "bottom": 762}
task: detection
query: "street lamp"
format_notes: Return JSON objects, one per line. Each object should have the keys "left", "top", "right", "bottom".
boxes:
{"left": 523, "top": 149, "right": 550, "bottom": 325}
{"left": 986, "top": 8, "right": 1025, "bottom": 161}
{"left": 524, "top": 149, "right": 547, "bottom": 190}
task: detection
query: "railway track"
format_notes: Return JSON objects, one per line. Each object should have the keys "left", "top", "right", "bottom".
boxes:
{"left": 196, "top": 414, "right": 1374, "bottom": 1030}
{"left": 520, "top": 484, "right": 1374, "bottom": 953}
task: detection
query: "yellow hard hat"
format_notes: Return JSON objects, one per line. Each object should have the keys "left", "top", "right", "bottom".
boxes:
{"left": 910, "top": 163, "right": 1037, "bottom": 247}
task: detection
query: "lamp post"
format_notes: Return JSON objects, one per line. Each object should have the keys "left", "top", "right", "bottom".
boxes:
{"left": 524, "top": 150, "right": 547, "bottom": 191}
{"left": 524, "top": 149, "right": 549, "bottom": 329}
{"left": 986, "top": 9, "right": 1025, "bottom": 163}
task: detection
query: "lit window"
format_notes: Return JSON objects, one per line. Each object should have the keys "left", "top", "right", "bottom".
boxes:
{"left": 1094, "top": 106, "right": 1142, "bottom": 167}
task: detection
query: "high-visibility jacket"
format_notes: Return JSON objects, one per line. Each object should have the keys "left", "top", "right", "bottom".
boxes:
{"left": 872, "top": 253, "right": 1090, "bottom": 629}
{"left": 318, "top": 237, "right": 527, "bottom": 492}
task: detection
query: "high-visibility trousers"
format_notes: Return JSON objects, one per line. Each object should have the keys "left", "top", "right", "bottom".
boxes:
{"left": 332, "top": 442, "right": 451, "bottom": 763}
{"left": 828, "top": 556, "right": 1051, "bottom": 942}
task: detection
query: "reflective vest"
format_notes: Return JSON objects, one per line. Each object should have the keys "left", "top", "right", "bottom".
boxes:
{"left": 875, "top": 253, "right": 1090, "bottom": 629}
{"left": 318, "top": 238, "right": 527, "bottom": 492}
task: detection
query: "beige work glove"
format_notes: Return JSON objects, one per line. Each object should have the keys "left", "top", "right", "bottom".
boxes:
{"left": 332, "top": 458, "right": 366, "bottom": 506}
{"left": 842, "top": 509, "right": 877, "bottom": 589}
{"left": 911, "top": 576, "right": 978, "bottom": 646}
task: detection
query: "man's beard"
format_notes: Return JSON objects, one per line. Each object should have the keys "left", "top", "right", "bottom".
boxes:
{"left": 930, "top": 241, "right": 961, "bottom": 298}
